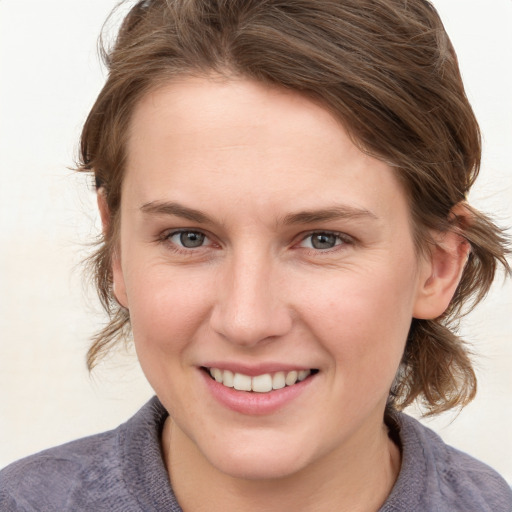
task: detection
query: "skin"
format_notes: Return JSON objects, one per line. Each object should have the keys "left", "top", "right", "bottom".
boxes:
{"left": 100, "top": 76, "right": 468, "bottom": 511}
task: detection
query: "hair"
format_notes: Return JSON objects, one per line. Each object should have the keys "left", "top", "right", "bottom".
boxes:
{"left": 78, "top": 0, "right": 510, "bottom": 415}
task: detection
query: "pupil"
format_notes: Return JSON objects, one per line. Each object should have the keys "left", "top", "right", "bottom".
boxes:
{"left": 180, "top": 231, "right": 205, "bottom": 248}
{"left": 312, "top": 233, "right": 336, "bottom": 249}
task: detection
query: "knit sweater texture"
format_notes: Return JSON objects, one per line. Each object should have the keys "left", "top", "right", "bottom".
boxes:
{"left": 1, "top": 397, "right": 511, "bottom": 511}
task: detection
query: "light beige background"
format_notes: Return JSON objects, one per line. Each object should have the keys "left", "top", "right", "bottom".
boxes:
{"left": 1, "top": 0, "right": 511, "bottom": 484}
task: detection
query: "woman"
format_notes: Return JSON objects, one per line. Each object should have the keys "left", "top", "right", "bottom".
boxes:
{"left": 1, "top": 0, "right": 510, "bottom": 510}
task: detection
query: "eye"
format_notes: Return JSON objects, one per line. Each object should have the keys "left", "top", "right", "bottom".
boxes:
{"left": 168, "top": 230, "right": 207, "bottom": 249}
{"left": 299, "top": 232, "right": 347, "bottom": 250}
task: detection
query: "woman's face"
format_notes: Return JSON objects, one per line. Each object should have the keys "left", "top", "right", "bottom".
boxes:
{"left": 112, "top": 77, "right": 433, "bottom": 479}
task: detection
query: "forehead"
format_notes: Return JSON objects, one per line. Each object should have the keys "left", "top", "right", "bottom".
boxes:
{"left": 123, "top": 76, "right": 410, "bottom": 227}
{"left": 127, "top": 76, "right": 348, "bottom": 167}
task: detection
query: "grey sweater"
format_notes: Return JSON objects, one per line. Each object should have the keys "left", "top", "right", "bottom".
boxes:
{"left": 1, "top": 397, "right": 510, "bottom": 511}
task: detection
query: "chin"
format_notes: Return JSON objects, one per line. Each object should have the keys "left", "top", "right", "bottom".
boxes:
{"left": 215, "top": 452, "right": 308, "bottom": 481}
{"left": 198, "top": 431, "right": 317, "bottom": 481}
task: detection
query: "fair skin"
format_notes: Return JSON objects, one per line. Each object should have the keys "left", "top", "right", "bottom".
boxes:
{"left": 99, "top": 76, "right": 468, "bottom": 511}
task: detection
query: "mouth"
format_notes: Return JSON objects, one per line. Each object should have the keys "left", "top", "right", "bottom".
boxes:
{"left": 202, "top": 367, "right": 319, "bottom": 393}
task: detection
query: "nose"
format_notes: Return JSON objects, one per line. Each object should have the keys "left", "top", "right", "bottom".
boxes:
{"left": 209, "top": 250, "right": 293, "bottom": 347}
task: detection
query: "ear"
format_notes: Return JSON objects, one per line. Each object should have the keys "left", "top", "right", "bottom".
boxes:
{"left": 413, "top": 205, "right": 471, "bottom": 320}
{"left": 97, "top": 189, "right": 129, "bottom": 309}
{"left": 97, "top": 187, "right": 110, "bottom": 235}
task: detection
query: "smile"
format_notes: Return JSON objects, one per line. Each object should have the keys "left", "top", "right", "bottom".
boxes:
{"left": 206, "top": 367, "right": 315, "bottom": 393}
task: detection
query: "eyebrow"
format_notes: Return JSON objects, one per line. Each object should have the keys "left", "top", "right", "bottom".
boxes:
{"left": 139, "top": 200, "right": 378, "bottom": 225}
{"left": 140, "top": 201, "right": 214, "bottom": 223}
{"left": 282, "top": 206, "right": 378, "bottom": 225}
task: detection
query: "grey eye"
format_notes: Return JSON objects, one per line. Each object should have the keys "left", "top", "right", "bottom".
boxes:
{"left": 299, "top": 232, "right": 344, "bottom": 250}
{"left": 170, "top": 231, "right": 206, "bottom": 248}
{"left": 310, "top": 233, "right": 338, "bottom": 249}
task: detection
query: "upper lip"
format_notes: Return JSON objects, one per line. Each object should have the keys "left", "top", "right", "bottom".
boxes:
{"left": 200, "top": 362, "right": 316, "bottom": 376}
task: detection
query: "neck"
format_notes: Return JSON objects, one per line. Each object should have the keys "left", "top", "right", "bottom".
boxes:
{"left": 162, "top": 417, "right": 401, "bottom": 512}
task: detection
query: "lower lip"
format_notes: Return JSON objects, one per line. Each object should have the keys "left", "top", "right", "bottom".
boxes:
{"left": 200, "top": 370, "right": 316, "bottom": 415}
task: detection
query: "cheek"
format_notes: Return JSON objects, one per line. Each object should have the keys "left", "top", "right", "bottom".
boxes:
{"left": 125, "top": 264, "right": 217, "bottom": 408}
{"left": 297, "top": 262, "right": 418, "bottom": 385}
{"left": 125, "top": 263, "right": 215, "bottom": 355}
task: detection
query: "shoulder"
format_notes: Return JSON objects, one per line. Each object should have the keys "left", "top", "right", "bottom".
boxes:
{"left": 0, "top": 429, "right": 122, "bottom": 511}
{"left": 383, "top": 412, "right": 512, "bottom": 512}
{"left": 0, "top": 397, "right": 174, "bottom": 512}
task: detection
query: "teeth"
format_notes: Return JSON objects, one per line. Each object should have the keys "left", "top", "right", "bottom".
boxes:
{"left": 285, "top": 370, "right": 298, "bottom": 386}
{"left": 233, "top": 373, "right": 252, "bottom": 391}
{"left": 272, "top": 371, "right": 286, "bottom": 390}
{"left": 298, "top": 370, "right": 309, "bottom": 381}
{"left": 208, "top": 368, "right": 312, "bottom": 393}
{"left": 223, "top": 370, "right": 234, "bottom": 388}
{"left": 252, "top": 374, "right": 273, "bottom": 393}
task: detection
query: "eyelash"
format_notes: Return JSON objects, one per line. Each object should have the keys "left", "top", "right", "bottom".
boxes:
{"left": 160, "top": 230, "right": 215, "bottom": 254}
{"left": 296, "top": 231, "right": 354, "bottom": 253}
{"left": 159, "top": 229, "right": 354, "bottom": 255}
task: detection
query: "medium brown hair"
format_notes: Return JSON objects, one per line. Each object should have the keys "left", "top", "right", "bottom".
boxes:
{"left": 79, "top": 0, "right": 510, "bottom": 415}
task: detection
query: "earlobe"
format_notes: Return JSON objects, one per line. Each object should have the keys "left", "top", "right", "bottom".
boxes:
{"left": 413, "top": 207, "right": 471, "bottom": 320}
{"left": 112, "top": 249, "right": 129, "bottom": 310}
